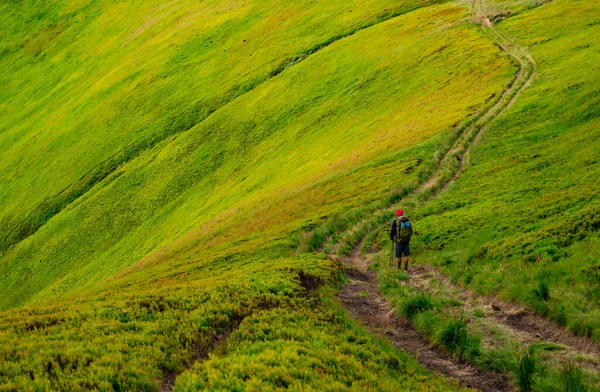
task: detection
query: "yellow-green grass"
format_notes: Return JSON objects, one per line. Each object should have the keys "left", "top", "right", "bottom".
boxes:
{"left": 0, "top": 252, "right": 467, "bottom": 391}
{"left": 409, "top": 0, "right": 600, "bottom": 342}
{"left": 0, "top": 2, "right": 514, "bottom": 310}
{"left": 0, "top": 0, "right": 520, "bottom": 388}
{"left": 0, "top": 0, "right": 442, "bottom": 251}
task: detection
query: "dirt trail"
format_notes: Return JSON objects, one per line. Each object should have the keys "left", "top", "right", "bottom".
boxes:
{"left": 331, "top": 0, "right": 600, "bottom": 387}
{"left": 407, "top": 265, "right": 600, "bottom": 371}
{"left": 418, "top": 0, "right": 536, "bottom": 196}
{"left": 160, "top": 373, "right": 177, "bottom": 392}
{"left": 336, "top": 244, "right": 512, "bottom": 391}
{"left": 405, "top": 1, "right": 600, "bottom": 370}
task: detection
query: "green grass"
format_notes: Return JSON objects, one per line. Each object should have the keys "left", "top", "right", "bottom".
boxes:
{"left": 400, "top": 293, "right": 437, "bottom": 318}
{"left": 0, "top": 250, "right": 468, "bottom": 391}
{"left": 0, "top": 0, "right": 447, "bottom": 254}
{"left": 0, "top": 1, "right": 513, "bottom": 310}
{"left": 373, "top": 250, "right": 600, "bottom": 391}
{"left": 2, "top": 0, "right": 598, "bottom": 388}
{"left": 0, "top": 0, "right": 517, "bottom": 389}
{"left": 409, "top": 0, "right": 600, "bottom": 342}
{"left": 174, "top": 305, "right": 458, "bottom": 391}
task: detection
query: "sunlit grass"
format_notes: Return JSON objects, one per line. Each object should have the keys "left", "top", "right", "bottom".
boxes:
{"left": 0, "top": 2, "right": 513, "bottom": 310}
{"left": 0, "top": 0, "right": 515, "bottom": 389}
{"left": 411, "top": 0, "right": 600, "bottom": 342}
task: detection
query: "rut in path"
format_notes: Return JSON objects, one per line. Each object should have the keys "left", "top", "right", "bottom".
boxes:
{"left": 334, "top": 1, "right": 600, "bottom": 388}
{"left": 332, "top": 0, "right": 541, "bottom": 390}
{"left": 336, "top": 244, "right": 513, "bottom": 391}
{"left": 406, "top": 265, "right": 600, "bottom": 373}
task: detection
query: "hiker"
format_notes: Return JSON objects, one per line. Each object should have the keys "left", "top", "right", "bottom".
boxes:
{"left": 390, "top": 209, "right": 413, "bottom": 271}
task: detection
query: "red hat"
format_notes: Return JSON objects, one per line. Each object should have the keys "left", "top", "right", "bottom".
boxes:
{"left": 396, "top": 209, "right": 404, "bottom": 217}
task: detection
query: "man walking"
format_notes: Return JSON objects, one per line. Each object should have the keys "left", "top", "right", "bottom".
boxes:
{"left": 390, "top": 209, "right": 413, "bottom": 271}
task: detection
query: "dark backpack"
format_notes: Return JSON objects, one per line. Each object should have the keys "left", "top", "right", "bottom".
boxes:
{"left": 396, "top": 217, "right": 412, "bottom": 244}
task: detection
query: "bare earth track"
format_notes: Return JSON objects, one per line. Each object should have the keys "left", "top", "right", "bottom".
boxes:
{"left": 333, "top": 0, "right": 600, "bottom": 390}
{"left": 407, "top": 265, "right": 600, "bottom": 372}
{"left": 336, "top": 246, "right": 512, "bottom": 391}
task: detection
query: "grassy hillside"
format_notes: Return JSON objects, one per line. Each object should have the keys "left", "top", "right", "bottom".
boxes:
{"left": 0, "top": 0, "right": 443, "bottom": 258}
{"left": 0, "top": 1, "right": 514, "bottom": 309}
{"left": 0, "top": 253, "right": 470, "bottom": 391}
{"left": 4, "top": 0, "right": 597, "bottom": 389}
{"left": 409, "top": 0, "right": 600, "bottom": 341}
{"left": 0, "top": 0, "right": 520, "bottom": 389}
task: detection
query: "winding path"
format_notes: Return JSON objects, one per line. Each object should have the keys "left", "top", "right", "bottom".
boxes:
{"left": 417, "top": 0, "right": 536, "bottom": 197}
{"left": 334, "top": 0, "right": 542, "bottom": 390}
{"left": 335, "top": 0, "right": 600, "bottom": 390}
{"left": 336, "top": 244, "right": 512, "bottom": 391}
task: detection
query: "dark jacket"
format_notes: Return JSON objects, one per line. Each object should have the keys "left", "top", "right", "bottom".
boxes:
{"left": 390, "top": 216, "right": 412, "bottom": 244}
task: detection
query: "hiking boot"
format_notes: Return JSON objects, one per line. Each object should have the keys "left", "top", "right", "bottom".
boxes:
{"left": 404, "top": 263, "right": 409, "bottom": 272}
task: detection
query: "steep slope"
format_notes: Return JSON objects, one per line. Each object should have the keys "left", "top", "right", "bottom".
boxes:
{"left": 0, "top": 2, "right": 514, "bottom": 310}
{"left": 0, "top": 0, "right": 441, "bottom": 251}
{"left": 412, "top": 0, "right": 600, "bottom": 341}
{"left": 0, "top": 0, "right": 520, "bottom": 389}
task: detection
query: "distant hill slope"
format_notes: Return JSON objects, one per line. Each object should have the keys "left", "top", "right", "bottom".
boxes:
{"left": 0, "top": 0, "right": 513, "bottom": 309}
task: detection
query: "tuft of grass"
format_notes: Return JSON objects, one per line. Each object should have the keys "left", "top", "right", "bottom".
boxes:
{"left": 533, "top": 277, "right": 550, "bottom": 301}
{"left": 395, "top": 270, "right": 410, "bottom": 282}
{"left": 567, "top": 314, "right": 596, "bottom": 339}
{"left": 400, "top": 293, "right": 435, "bottom": 318}
{"left": 516, "top": 346, "right": 537, "bottom": 392}
{"left": 559, "top": 361, "right": 585, "bottom": 392}
{"left": 432, "top": 318, "right": 482, "bottom": 361}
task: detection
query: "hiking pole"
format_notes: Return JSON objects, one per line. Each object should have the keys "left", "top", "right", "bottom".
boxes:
{"left": 390, "top": 241, "right": 394, "bottom": 267}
